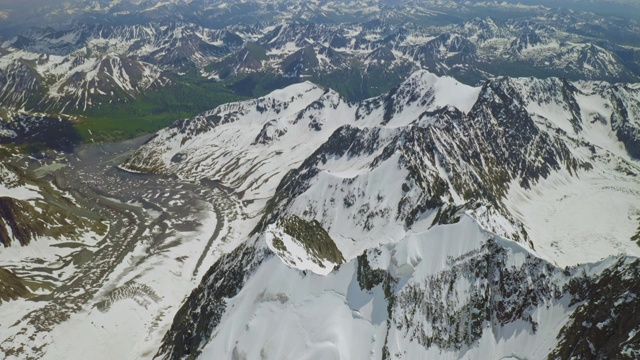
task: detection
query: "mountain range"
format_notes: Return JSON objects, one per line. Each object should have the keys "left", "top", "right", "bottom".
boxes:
{"left": 121, "top": 70, "right": 640, "bottom": 359}
{"left": 1, "top": 1, "right": 640, "bottom": 359}
{"left": 1, "top": 2, "right": 640, "bottom": 117}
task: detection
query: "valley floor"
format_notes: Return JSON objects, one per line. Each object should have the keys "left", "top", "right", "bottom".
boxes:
{"left": 0, "top": 137, "right": 250, "bottom": 360}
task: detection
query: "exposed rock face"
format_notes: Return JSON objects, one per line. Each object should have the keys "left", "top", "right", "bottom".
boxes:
{"left": 129, "top": 70, "right": 640, "bottom": 359}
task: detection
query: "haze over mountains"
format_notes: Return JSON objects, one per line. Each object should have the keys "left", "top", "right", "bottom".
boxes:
{"left": 0, "top": 0, "right": 639, "bottom": 359}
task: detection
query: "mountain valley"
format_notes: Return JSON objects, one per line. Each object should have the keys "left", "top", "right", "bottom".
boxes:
{"left": 1, "top": 1, "right": 640, "bottom": 359}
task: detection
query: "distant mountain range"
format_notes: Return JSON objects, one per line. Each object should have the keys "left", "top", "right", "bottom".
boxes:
{"left": 1, "top": 11, "right": 640, "bottom": 116}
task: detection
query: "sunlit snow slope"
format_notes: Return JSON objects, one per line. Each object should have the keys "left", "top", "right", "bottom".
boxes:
{"left": 123, "top": 70, "right": 640, "bottom": 358}
{"left": 127, "top": 70, "right": 640, "bottom": 267}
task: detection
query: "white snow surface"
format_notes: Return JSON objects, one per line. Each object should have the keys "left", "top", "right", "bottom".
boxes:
{"left": 128, "top": 69, "right": 640, "bottom": 269}
{"left": 505, "top": 167, "right": 640, "bottom": 268}
{"left": 0, "top": 164, "right": 41, "bottom": 200}
{"left": 5, "top": 69, "right": 639, "bottom": 359}
{"left": 410, "top": 70, "right": 481, "bottom": 114}
{"left": 199, "top": 217, "right": 572, "bottom": 360}
{"left": 0, "top": 183, "right": 41, "bottom": 201}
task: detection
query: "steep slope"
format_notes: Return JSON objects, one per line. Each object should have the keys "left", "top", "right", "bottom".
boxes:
{"left": 5, "top": 23, "right": 244, "bottom": 69}
{"left": 0, "top": 161, "right": 104, "bottom": 248}
{"left": 0, "top": 51, "right": 168, "bottom": 112}
{"left": 2, "top": 4, "right": 640, "bottom": 359}
{"left": 0, "top": 22, "right": 242, "bottom": 112}
{"left": 0, "top": 59, "right": 43, "bottom": 109}
{"left": 46, "top": 54, "right": 167, "bottom": 112}
{"left": 123, "top": 70, "right": 640, "bottom": 358}
{"left": 124, "top": 80, "right": 350, "bottom": 202}
{"left": 157, "top": 216, "right": 640, "bottom": 359}
{"left": 126, "top": 70, "right": 640, "bottom": 263}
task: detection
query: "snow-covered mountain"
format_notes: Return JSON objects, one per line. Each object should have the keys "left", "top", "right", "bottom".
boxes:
{"left": 204, "top": 17, "right": 639, "bottom": 93}
{"left": 0, "top": 0, "right": 639, "bottom": 358}
{"left": 0, "top": 22, "right": 247, "bottom": 111}
{"left": 125, "top": 70, "right": 640, "bottom": 261}
{"left": 2, "top": 12, "right": 639, "bottom": 113}
{"left": 157, "top": 217, "right": 640, "bottom": 359}
{"left": 122, "top": 70, "right": 640, "bottom": 358}
{"left": 0, "top": 0, "right": 454, "bottom": 31}
{"left": 6, "top": 23, "right": 243, "bottom": 67}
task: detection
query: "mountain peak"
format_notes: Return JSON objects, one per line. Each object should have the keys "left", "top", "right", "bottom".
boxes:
{"left": 265, "top": 81, "right": 324, "bottom": 102}
{"left": 393, "top": 70, "right": 482, "bottom": 115}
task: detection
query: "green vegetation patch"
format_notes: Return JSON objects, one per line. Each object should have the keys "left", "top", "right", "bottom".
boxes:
{"left": 278, "top": 215, "right": 345, "bottom": 265}
{"left": 73, "top": 71, "right": 244, "bottom": 143}
{"left": 0, "top": 267, "right": 31, "bottom": 304}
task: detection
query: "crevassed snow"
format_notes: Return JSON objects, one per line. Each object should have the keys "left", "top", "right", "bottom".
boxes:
{"left": 505, "top": 168, "right": 640, "bottom": 268}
